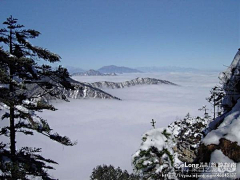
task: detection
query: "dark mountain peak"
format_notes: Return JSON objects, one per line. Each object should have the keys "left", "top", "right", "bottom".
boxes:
{"left": 72, "top": 69, "right": 116, "bottom": 76}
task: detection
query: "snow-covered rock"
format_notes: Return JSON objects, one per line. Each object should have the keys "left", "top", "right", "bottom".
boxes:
{"left": 220, "top": 50, "right": 240, "bottom": 111}
{"left": 169, "top": 113, "right": 209, "bottom": 163}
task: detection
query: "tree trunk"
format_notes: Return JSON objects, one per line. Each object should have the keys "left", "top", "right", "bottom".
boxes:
{"left": 213, "top": 93, "right": 216, "bottom": 120}
{"left": 9, "top": 28, "right": 17, "bottom": 179}
{"left": 10, "top": 106, "right": 15, "bottom": 156}
{"left": 9, "top": 28, "right": 16, "bottom": 157}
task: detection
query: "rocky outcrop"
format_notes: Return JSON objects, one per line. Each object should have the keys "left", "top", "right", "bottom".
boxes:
{"left": 194, "top": 50, "right": 240, "bottom": 178}
{"left": 89, "top": 77, "right": 177, "bottom": 89}
{"left": 197, "top": 138, "right": 240, "bottom": 163}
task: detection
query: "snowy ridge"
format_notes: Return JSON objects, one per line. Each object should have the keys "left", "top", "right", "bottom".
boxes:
{"left": 26, "top": 77, "right": 121, "bottom": 101}
{"left": 88, "top": 77, "right": 177, "bottom": 89}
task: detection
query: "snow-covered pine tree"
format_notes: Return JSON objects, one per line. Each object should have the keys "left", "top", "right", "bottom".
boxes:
{"left": 206, "top": 86, "right": 225, "bottom": 118}
{"left": 0, "top": 16, "right": 76, "bottom": 179}
{"left": 132, "top": 113, "right": 210, "bottom": 180}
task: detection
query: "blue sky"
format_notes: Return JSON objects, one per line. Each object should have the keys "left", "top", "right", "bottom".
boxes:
{"left": 0, "top": 0, "right": 239, "bottom": 70}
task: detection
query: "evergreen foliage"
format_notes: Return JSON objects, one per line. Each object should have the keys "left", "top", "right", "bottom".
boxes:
{"left": 206, "top": 86, "right": 225, "bottom": 118}
{"left": 0, "top": 16, "right": 76, "bottom": 179}
{"left": 90, "top": 165, "right": 141, "bottom": 180}
{"left": 132, "top": 146, "right": 174, "bottom": 180}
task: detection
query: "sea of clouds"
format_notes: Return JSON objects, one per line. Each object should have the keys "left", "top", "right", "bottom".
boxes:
{"left": 4, "top": 71, "right": 221, "bottom": 180}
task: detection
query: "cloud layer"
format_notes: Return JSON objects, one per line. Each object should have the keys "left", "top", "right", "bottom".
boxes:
{"left": 9, "top": 72, "right": 220, "bottom": 180}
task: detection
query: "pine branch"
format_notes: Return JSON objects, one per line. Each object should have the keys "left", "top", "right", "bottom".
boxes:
{"left": 0, "top": 127, "right": 9, "bottom": 137}
{"left": 21, "top": 29, "right": 40, "bottom": 38}
{"left": 49, "top": 132, "right": 77, "bottom": 146}
{"left": 25, "top": 43, "right": 61, "bottom": 62}
{"left": 0, "top": 36, "right": 9, "bottom": 44}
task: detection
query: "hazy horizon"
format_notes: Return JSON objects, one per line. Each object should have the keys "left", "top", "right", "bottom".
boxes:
{"left": 66, "top": 64, "right": 226, "bottom": 73}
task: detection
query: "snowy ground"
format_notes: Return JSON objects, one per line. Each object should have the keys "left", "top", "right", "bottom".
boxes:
{"left": 3, "top": 72, "right": 220, "bottom": 180}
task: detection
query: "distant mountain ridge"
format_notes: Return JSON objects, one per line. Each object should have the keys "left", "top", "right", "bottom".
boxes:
{"left": 87, "top": 77, "right": 177, "bottom": 89}
{"left": 26, "top": 76, "right": 176, "bottom": 101}
{"left": 66, "top": 65, "right": 220, "bottom": 75}
{"left": 98, "top": 65, "right": 142, "bottom": 74}
{"left": 72, "top": 69, "right": 116, "bottom": 76}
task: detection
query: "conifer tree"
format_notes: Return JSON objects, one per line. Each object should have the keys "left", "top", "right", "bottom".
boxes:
{"left": 206, "top": 86, "right": 225, "bottom": 118}
{"left": 0, "top": 16, "right": 76, "bottom": 179}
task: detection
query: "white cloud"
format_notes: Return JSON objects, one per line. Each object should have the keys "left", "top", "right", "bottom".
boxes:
{"left": 3, "top": 72, "right": 220, "bottom": 180}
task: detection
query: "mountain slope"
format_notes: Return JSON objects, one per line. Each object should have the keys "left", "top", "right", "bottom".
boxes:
{"left": 26, "top": 77, "right": 121, "bottom": 101}
{"left": 98, "top": 65, "right": 142, "bottom": 74}
{"left": 62, "top": 78, "right": 121, "bottom": 100}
